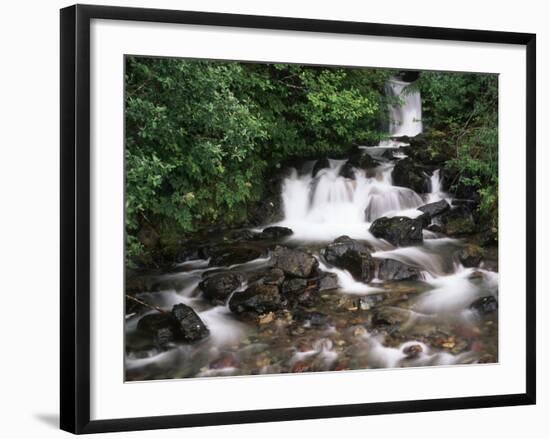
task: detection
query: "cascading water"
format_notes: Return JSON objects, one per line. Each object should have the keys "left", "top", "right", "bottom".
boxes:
{"left": 278, "top": 160, "right": 425, "bottom": 241}
{"left": 125, "top": 72, "right": 498, "bottom": 381}
{"left": 386, "top": 76, "right": 423, "bottom": 137}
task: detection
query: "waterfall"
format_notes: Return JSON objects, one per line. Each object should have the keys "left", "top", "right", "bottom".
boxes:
{"left": 426, "top": 169, "right": 447, "bottom": 203}
{"left": 385, "top": 77, "right": 423, "bottom": 137}
{"left": 278, "top": 160, "right": 424, "bottom": 241}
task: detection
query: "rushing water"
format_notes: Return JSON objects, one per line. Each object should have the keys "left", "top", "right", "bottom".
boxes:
{"left": 386, "top": 76, "right": 423, "bottom": 137}
{"left": 125, "top": 77, "right": 498, "bottom": 381}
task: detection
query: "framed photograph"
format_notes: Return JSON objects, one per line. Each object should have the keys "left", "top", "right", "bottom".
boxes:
{"left": 60, "top": 4, "right": 536, "bottom": 434}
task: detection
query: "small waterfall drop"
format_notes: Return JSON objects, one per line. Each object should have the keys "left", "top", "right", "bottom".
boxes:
{"left": 278, "top": 160, "right": 425, "bottom": 241}
{"left": 386, "top": 77, "right": 423, "bottom": 137}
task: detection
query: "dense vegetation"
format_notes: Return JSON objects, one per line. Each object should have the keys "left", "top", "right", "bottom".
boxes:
{"left": 125, "top": 56, "right": 498, "bottom": 265}
{"left": 411, "top": 72, "right": 498, "bottom": 238}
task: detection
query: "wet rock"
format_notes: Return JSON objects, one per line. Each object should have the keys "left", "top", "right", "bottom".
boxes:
{"left": 440, "top": 206, "right": 477, "bottom": 236}
{"left": 417, "top": 199, "right": 450, "bottom": 218}
{"left": 417, "top": 212, "right": 431, "bottom": 228}
{"left": 377, "top": 258, "right": 420, "bottom": 281}
{"left": 391, "top": 157, "right": 428, "bottom": 193}
{"left": 469, "top": 296, "right": 498, "bottom": 315}
{"left": 248, "top": 174, "right": 284, "bottom": 226}
{"left": 312, "top": 157, "right": 331, "bottom": 177}
{"left": 281, "top": 278, "right": 308, "bottom": 295}
{"left": 172, "top": 304, "right": 210, "bottom": 342}
{"left": 272, "top": 245, "right": 318, "bottom": 278}
{"left": 208, "top": 245, "right": 264, "bottom": 266}
{"left": 321, "top": 235, "right": 375, "bottom": 282}
{"left": 262, "top": 268, "right": 286, "bottom": 286}
{"left": 229, "top": 282, "right": 283, "bottom": 314}
{"left": 318, "top": 272, "right": 339, "bottom": 291}
{"left": 456, "top": 244, "right": 485, "bottom": 267}
{"left": 137, "top": 304, "right": 209, "bottom": 345}
{"left": 426, "top": 224, "right": 443, "bottom": 233}
{"left": 339, "top": 160, "right": 357, "bottom": 179}
{"left": 369, "top": 216, "right": 423, "bottom": 247}
{"left": 136, "top": 313, "right": 177, "bottom": 347}
{"left": 372, "top": 306, "right": 411, "bottom": 326}
{"left": 199, "top": 271, "right": 246, "bottom": 305}
{"left": 259, "top": 226, "right": 293, "bottom": 240}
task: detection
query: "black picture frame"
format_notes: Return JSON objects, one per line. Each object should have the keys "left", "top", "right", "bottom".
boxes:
{"left": 60, "top": 4, "right": 536, "bottom": 434}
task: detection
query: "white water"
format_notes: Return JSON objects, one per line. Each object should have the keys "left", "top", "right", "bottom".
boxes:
{"left": 278, "top": 161, "right": 425, "bottom": 241}
{"left": 386, "top": 77, "right": 423, "bottom": 137}
{"left": 426, "top": 169, "right": 448, "bottom": 203}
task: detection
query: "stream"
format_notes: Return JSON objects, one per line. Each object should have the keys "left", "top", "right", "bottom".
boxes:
{"left": 125, "top": 76, "right": 498, "bottom": 381}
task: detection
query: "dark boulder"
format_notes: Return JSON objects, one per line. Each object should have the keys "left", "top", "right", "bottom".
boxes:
{"left": 137, "top": 304, "right": 209, "bottom": 345}
{"left": 312, "top": 157, "right": 331, "bottom": 177}
{"left": 259, "top": 226, "right": 293, "bottom": 240}
{"left": 339, "top": 161, "right": 357, "bottom": 179}
{"left": 441, "top": 206, "right": 476, "bottom": 236}
{"left": 321, "top": 235, "right": 375, "bottom": 282}
{"left": 199, "top": 271, "right": 246, "bottom": 305}
{"left": 456, "top": 244, "right": 485, "bottom": 268}
{"left": 417, "top": 212, "right": 431, "bottom": 228}
{"left": 272, "top": 246, "right": 318, "bottom": 278}
{"left": 172, "top": 304, "right": 210, "bottom": 342}
{"left": 391, "top": 158, "right": 428, "bottom": 193}
{"left": 208, "top": 245, "right": 264, "bottom": 266}
{"left": 229, "top": 282, "right": 283, "bottom": 314}
{"left": 469, "top": 296, "right": 498, "bottom": 315}
{"left": 377, "top": 258, "right": 420, "bottom": 281}
{"left": 369, "top": 216, "right": 423, "bottom": 247}
{"left": 417, "top": 199, "right": 450, "bottom": 218}
{"left": 136, "top": 313, "right": 178, "bottom": 347}
{"left": 248, "top": 174, "right": 284, "bottom": 226}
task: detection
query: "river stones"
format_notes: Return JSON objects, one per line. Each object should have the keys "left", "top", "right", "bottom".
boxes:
{"left": 417, "top": 199, "right": 450, "bottom": 218}
{"left": 456, "top": 244, "right": 485, "bottom": 267}
{"left": 321, "top": 235, "right": 375, "bottom": 282}
{"left": 272, "top": 245, "right": 318, "bottom": 278}
{"left": 172, "top": 304, "right": 210, "bottom": 342}
{"left": 369, "top": 216, "right": 424, "bottom": 247}
{"left": 136, "top": 313, "right": 178, "bottom": 347}
{"left": 137, "top": 303, "right": 209, "bottom": 345}
{"left": 199, "top": 271, "right": 246, "bottom": 305}
{"left": 229, "top": 282, "right": 283, "bottom": 314}
{"left": 469, "top": 296, "right": 498, "bottom": 315}
{"left": 376, "top": 258, "right": 420, "bottom": 281}
{"left": 258, "top": 226, "right": 293, "bottom": 240}
{"left": 391, "top": 157, "right": 428, "bottom": 193}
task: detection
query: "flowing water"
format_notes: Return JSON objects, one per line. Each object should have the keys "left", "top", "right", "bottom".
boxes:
{"left": 125, "top": 76, "right": 498, "bottom": 381}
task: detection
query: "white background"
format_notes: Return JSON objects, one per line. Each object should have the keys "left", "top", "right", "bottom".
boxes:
{"left": 0, "top": 0, "right": 546, "bottom": 437}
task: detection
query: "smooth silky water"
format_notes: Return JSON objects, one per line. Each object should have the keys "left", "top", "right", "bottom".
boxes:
{"left": 125, "top": 76, "right": 498, "bottom": 381}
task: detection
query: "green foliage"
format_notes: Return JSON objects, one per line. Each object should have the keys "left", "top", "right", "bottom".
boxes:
{"left": 125, "top": 57, "right": 390, "bottom": 262}
{"left": 414, "top": 72, "right": 498, "bottom": 238}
